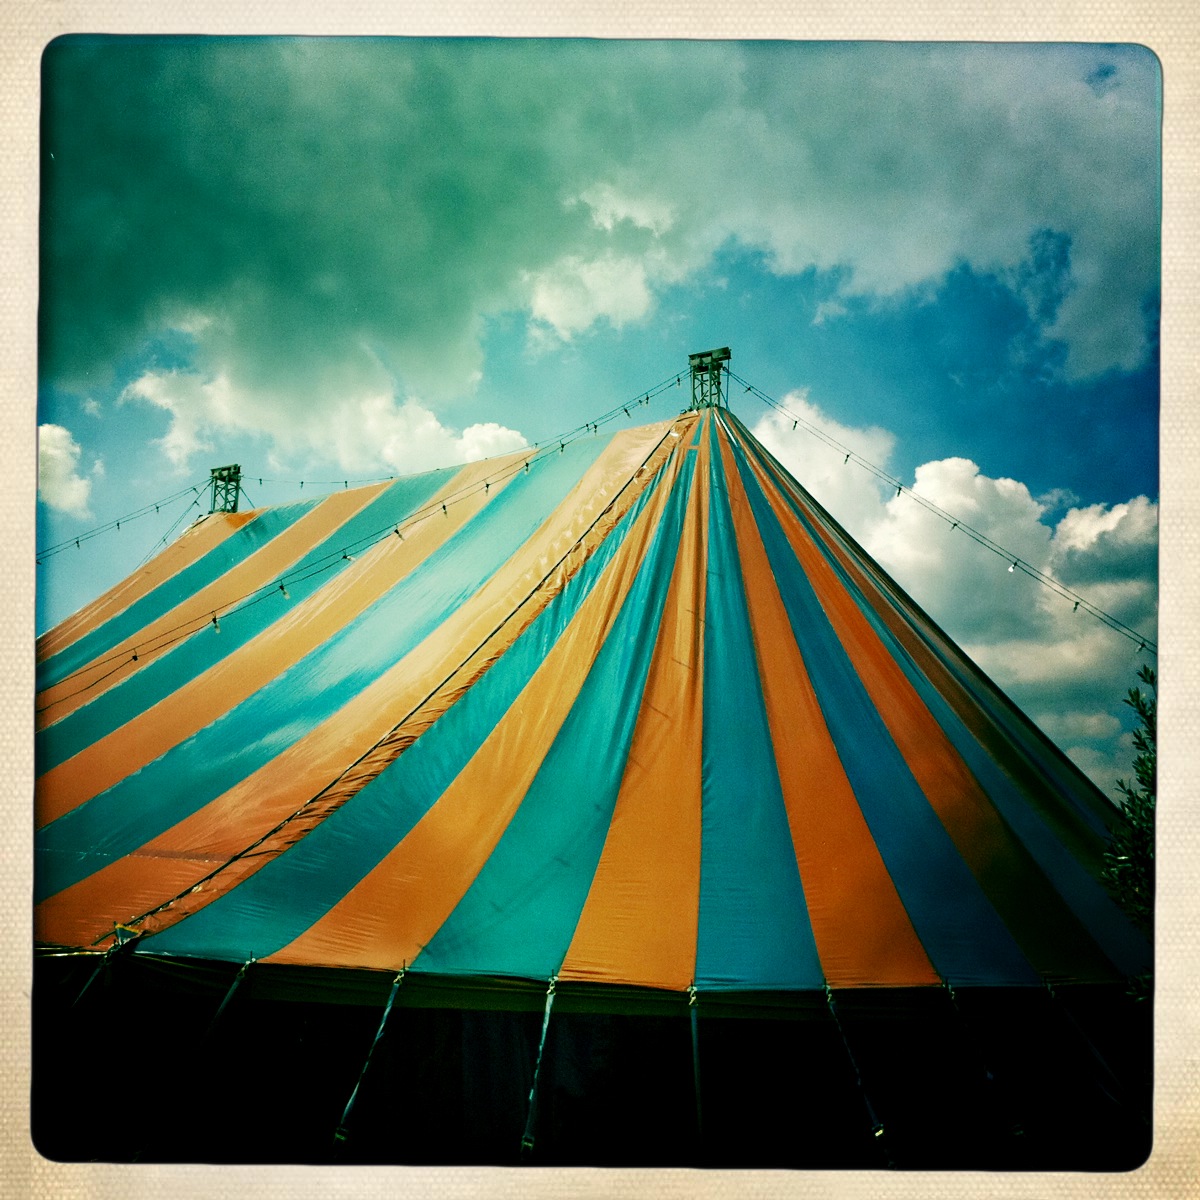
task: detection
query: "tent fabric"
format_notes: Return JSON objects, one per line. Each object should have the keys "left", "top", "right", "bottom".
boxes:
{"left": 34, "top": 408, "right": 1149, "bottom": 993}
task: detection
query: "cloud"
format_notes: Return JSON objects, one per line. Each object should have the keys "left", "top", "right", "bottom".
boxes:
{"left": 38, "top": 424, "right": 93, "bottom": 517}
{"left": 751, "top": 393, "right": 895, "bottom": 537}
{"left": 751, "top": 401, "right": 1157, "bottom": 793}
{"left": 577, "top": 183, "right": 674, "bottom": 237}
{"left": 811, "top": 299, "right": 847, "bottom": 326}
{"left": 527, "top": 253, "right": 654, "bottom": 340}
{"left": 327, "top": 392, "right": 527, "bottom": 474}
{"left": 121, "top": 370, "right": 222, "bottom": 468}
{"left": 122, "top": 368, "right": 526, "bottom": 476}
{"left": 40, "top": 39, "right": 1159, "bottom": 438}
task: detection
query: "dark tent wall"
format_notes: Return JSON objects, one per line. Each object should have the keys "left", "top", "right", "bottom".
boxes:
{"left": 34, "top": 954, "right": 1150, "bottom": 1168}
{"left": 34, "top": 404, "right": 1152, "bottom": 1167}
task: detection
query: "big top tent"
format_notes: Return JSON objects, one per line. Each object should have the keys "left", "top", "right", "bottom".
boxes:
{"left": 33, "top": 354, "right": 1152, "bottom": 1169}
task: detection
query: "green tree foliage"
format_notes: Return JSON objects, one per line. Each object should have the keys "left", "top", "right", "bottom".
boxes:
{"left": 1102, "top": 664, "right": 1156, "bottom": 937}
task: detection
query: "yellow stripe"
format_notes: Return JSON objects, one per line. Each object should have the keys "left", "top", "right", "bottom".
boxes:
{"left": 37, "top": 421, "right": 689, "bottom": 950}
{"left": 266, "top": 433, "right": 691, "bottom": 970}
{"left": 558, "top": 420, "right": 710, "bottom": 990}
{"left": 36, "top": 485, "right": 392, "bottom": 728}
{"left": 37, "top": 510, "right": 258, "bottom": 662}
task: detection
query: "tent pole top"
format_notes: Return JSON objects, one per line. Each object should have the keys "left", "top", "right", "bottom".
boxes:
{"left": 688, "top": 347, "right": 731, "bottom": 410}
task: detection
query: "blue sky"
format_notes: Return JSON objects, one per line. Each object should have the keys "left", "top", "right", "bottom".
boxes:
{"left": 36, "top": 37, "right": 1160, "bottom": 791}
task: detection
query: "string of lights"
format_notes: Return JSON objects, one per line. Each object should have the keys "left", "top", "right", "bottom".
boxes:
{"left": 136, "top": 493, "right": 211, "bottom": 568}
{"left": 36, "top": 483, "right": 208, "bottom": 564}
{"left": 83, "top": 420, "right": 686, "bottom": 946}
{"left": 36, "top": 378, "right": 682, "bottom": 709}
{"left": 728, "top": 369, "right": 1156, "bottom": 656}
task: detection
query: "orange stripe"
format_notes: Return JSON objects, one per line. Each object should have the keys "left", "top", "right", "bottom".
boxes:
{"left": 731, "top": 423, "right": 1115, "bottom": 981}
{"left": 36, "top": 484, "right": 392, "bottom": 728}
{"left": 34, "top": 854, "right": 220, "bottom": 950}
{"left": 717, "top": 424, "right": 938, "bottom": 988}
{"left": 266, "top": 437, "right": 690, "bottom": 970}
{"left": 36, "top": 421, "right": 688, "bottom": 949}
{"left": 559, "top": 425, "right": 710, "bottom": 990}
{"left": 744, "top": 431, "right": 1114, "bottom": 865}
{"left": 37, "top": 510, "right": 259, "bottom": 662}
{"left": 36, "top": 456, "right": 522, "bottom": 827}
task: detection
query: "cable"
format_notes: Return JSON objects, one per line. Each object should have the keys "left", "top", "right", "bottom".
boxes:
{"left": 36, "top": 380, "right": 681, "bottom": 709}
{"left": 36, "top": 482, "right": 208, "bottom": 564}
{"left": 729, "top": 371, "right": 1157, "bottom": 656}
{"left": 37, "top": 376, "right": 682, "bottom": 566}
{"left": 136, "top": 495, "right": 207, "bottom": 568}
{"left": 82, "top": 419, "right": 686, "bottom": 941}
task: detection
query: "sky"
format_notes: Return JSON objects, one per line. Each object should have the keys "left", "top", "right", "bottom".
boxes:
{"left": 35, "top": 36, "right": 1160, "bottom": 794}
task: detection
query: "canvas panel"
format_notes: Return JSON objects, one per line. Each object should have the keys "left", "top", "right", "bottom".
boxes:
{"left": 142, "top": 441, "right": 684, "bottom": 961}
{"left": 36, "top": 464, "right": 462, "bottom": 774}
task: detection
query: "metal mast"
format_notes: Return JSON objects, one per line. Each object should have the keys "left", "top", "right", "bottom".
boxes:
{"left": 209, "top": 464, "right": 242, "bottom": 514}
{"left": 688, "top": 346, "right": 731, "bottom": 410}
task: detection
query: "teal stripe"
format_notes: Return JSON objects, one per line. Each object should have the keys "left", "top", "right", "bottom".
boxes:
{"left": 729, "top": 418, "right": 1147, "bottom": 979}
{"left": 143, "top": 455, "right": 673, "bottom": 962}
{"left": 412, "top": 448, "right": 700, "bottom": 981}
{"left": 36, "top": 437, "right": 610, "bottom": 903}
{"left": 722, "top": 414, "right": 1038, "bottom": 987}
{"left": 37, "top": 470, "right": 455, "bottom": 773}
{"left": 694, "top": 418, "right": 824, "bottom": 991}
{"left": 37, "top": 500, "right": 320, "bottom": 690}
{"left": 733, "top": 412, "right": 1115, "bottom": 842}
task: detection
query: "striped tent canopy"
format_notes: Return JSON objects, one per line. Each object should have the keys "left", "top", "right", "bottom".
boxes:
{"left": 35, "top": 405, "right": 1148, "bottom": 994}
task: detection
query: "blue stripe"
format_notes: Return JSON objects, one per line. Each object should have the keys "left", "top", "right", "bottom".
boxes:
{"left": 413, "top": 447, "right": 699, "bottom": 980}
{"left": 694, "top": 418, "right": 824, "bottom": 991}
{"left": 724, "top": 419, "right": 1039, "bottom": 987}
{"left": 36, "top": 437, "right": 611, "bottom": 903}
{"left": 37, "top": 471, "right": 455, "bottom": 773}
{"left": 735, "top": 417, "right": 1115, "bottom": 842}
{"left": 37, "top": 501, "right": 320, "bottom": 690}
{"left": 143, "top": 447, "right": 676, "bottom": 962}
{"left": 729, "top": 423, "right": 1145, "bottom": 977}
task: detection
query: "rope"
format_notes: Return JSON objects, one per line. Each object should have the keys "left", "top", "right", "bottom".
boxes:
{"left": 77, "top": 421, "right": 688, "bottom": 946}
{"left": 825, "top": 984, "right": 893, "bottom": 1167}
{"left": 37, "top": 380, "right": 680, "bottom": 709}
{"left": 688, "top": 984, "right": 703, "bottom": 1142}
{"left": 729, "top": 370, "right": 1157, "bottom": 656}
{"left": 941, "top": 979, "right": 1027, "bottom": 1143}
{"left": 203, "top": 958, "right": 254, "bottom": 1042}
{"left": 334, "top": 967, "right": 406, "bottom": 1146}
{"left": 136, "top": 496, "right": 206, "bottom": 568}
{"left": 520, "top": 976, "right": 557, "bottom": 1160}
{"left": 37, "top": 482, "right": 208, "bottom": 563}
{"left": 1044, "top": 981, "right": 1148, "bottom": 1125}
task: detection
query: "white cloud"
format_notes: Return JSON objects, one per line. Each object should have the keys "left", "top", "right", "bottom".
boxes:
{"left": 1036, "top": 710, "right": 1123, "bottom": 743}
{"left": 577, "top": 183, "right": 675, "bottom": 237}
{"left": 122, "top": 370, "right": 224, "bottom": 467}
{"left": 121, "top": 368, "right": 526, "bottom": 478}
{"left": 38, "top": 424, "right": 93, "bottom": 518}
{"left": 526, "top": 253, "right": 655, "bottom": 340}
{"left": 44, "top": 42, "right": 1159, "bottom": 445}
{"left": 751, "top": 395, "right": 895, "bottom": 538}
{"left": 752, "top": 399, "right": 1157, "bottom": 793}
{"left": 458, "top": 422, "right": 530, "bottom": 463}
{"left": 812, "top": 299, "right": 847, "bottom": 326}
{"left": 582, "top": 43, "right": 1159, "bottom": 381}
{"left": 327, "top": 393, "right": 527, "bottom": 475}
{"left": 863, "top": 458, "right": 1054, "bottom": 642}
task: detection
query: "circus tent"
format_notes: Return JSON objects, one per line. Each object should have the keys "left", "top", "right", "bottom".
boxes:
{"left": 33, "top": 366, "right": 1152, "bottom": 1168}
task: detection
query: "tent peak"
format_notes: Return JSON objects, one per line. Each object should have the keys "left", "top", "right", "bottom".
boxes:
{"left": 688, "top": 346, "right": 731, "bottom": 410}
